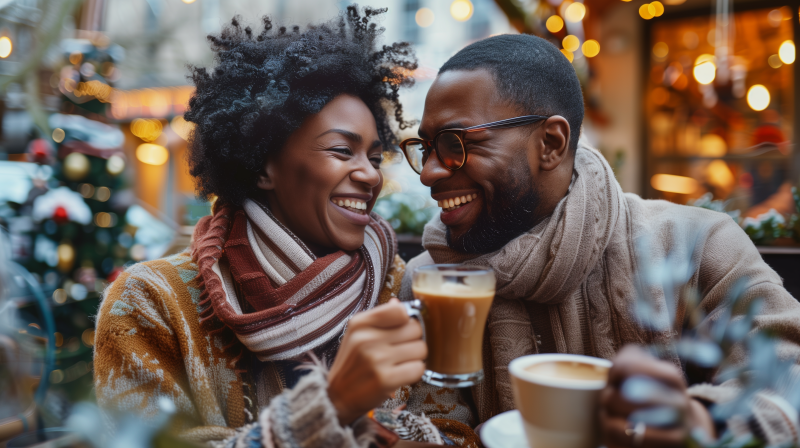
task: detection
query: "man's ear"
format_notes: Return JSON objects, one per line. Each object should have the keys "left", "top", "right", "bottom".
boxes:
{"left": 256, "top": 161, "right": 276, "bottom": 191}
{"left": 538, "top": 115, "right": 571, "bottom": 171}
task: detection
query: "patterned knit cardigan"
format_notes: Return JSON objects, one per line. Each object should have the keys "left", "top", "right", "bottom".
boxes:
{"left": 93, "top": 249, "right": 480, "bottom": 447}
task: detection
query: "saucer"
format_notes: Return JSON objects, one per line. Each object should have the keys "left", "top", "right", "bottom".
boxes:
{"left": 480, "top": 410, "right": 529, "bottom": 448}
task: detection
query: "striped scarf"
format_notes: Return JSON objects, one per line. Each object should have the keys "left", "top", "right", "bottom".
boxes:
{"left": 193, "top": 199, "right": 396, "bottom": 361}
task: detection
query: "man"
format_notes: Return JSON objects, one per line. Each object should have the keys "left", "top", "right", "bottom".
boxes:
{"left": 398, "top": 34, "right": 800, "bottom": 447}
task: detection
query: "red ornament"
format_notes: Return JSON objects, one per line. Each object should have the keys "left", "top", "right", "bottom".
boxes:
{"left": 27, "top": 139, "right": 53, "bottom": 165}
{"left": 52, "top": 206, "right": 69, "bottom": 224}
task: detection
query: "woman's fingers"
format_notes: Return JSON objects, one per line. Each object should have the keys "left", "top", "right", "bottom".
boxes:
{"left": 350, "top": 301, "right": 410, "bottom": 330}
{"left": 384, "top": 360, "right": 426, "bottom": 389}
{"left": 387, "top": 339, "right": 428, "bottom": 365}
{"left": 601, "top": 413, "right": 687, "bottom": 448}
{"left": 602, "top": 384, "right": 688, "bottom": 418}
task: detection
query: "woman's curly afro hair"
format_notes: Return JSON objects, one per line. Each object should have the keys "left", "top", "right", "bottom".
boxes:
{"left": 184, "top": 5, "right": 418, "bottom": 206}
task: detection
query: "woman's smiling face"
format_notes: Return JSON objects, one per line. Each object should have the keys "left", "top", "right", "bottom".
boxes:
{"left": 258, "top": 94, "right": 384, "bottom": 254}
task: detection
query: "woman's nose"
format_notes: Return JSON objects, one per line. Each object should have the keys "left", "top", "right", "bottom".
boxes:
{"left": 419, "top": 152, "right": 454, "bottom": 187}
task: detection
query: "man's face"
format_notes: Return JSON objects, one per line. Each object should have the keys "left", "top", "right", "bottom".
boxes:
{"left": 418, "top": 69, "right": 543, "bottom": 254}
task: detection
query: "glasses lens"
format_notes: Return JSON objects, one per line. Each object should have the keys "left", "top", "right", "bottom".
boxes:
{"left": 403, "top": 141, "right": 427, "bottom": 174}
{"left": 435, "top": 132, "right": 465, "bottom": 170}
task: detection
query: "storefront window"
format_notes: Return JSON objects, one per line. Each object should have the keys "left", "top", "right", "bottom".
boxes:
{"left": 646, "top": 7, "right": 798, "bottom": 221}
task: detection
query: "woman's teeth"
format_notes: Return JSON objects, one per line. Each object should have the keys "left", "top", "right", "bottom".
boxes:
{"left": 334, "top": 199, "right": 368, "bottom": 214}
{"left": 438, "top": 194, "right": 478, "bottom": 212}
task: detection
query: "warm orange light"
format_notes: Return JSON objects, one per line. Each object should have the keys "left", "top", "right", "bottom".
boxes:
{"left": 746, "top": 85, "right": 770, "bottom": 111}
{"left": 562, "top": 35, "right": 580, "bottom": 52}
{"left": 706, "top": 160, "right": 734, "bottom": 189}
{"left": 560, "top": 49, "right": 575, "bottom": 62}
{"left": 564, "top": 2, "right": 586, "bottom": 22}
{"left": 651, "top": 1, "right": 665, "bottom": 16}
{"left": 136, "top": 143, "right": 169, "bottom": 166}
{"left": 131, "top": 118, "right": 163, "bottom": 142}
{"left": 651, "top": 174, "right": 698, "bottom": 194}
{"left": 546, "top": 15, "right": 564, "bottom": 33}
{"left": 582, "top": 39, "right": 600, "bottom": 57}
{"left": 639, "top": 4, "right": 654, "bottom": 20}
{"left": 652, "top": 42, "right": 669, "bottom": 58}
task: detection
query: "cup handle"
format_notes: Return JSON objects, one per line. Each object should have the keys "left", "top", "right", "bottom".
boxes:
{"left": 402, "top": 299, "right": 426, "bottom": 343}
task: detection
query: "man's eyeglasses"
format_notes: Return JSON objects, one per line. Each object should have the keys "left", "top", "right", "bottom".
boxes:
{"left": 399, "top": 115, "right": 550, "bottom": 174}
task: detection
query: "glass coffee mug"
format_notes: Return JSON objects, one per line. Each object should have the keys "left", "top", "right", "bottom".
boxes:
{"left": 404, "top": 264, "right": 496, "bottom": 388}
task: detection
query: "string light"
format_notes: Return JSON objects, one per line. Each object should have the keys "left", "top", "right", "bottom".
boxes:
{"left": 693, "top": 54, "right": 716, "bottom": 85}
{"left": 546, "top": 15, "right": 564, "bottom": 33}
{"left": 652, "top": 42, "right": 669, "bottom": 58}
{"left": 582, "top": 39, "right": 600, "bottom": 57}
{"left": 639, "top": 4, "right": 655, "bottom": 20}
{"left": 52, "top": 128, "right": 65, "bottom": 143}
{"left": 779, "top": 40, "right": 795, "bottom": 64}
{"left": 560, "top": 49, "right": 575, "bottom": 62}
{"left": 651, "top": 174, "right": 698, "bottom": 194}
{"left": 651, "top": 1, "right": 664, "bottom": 16}
{"left": 136, "top": 143, "right": 169, "bottom": 166}
{"left": 746, "top": 85, "right": 770, "bottom": 111}
{"left": 564, "top": 2, "right": 586, "bottom": 22}
{"left": 450, "top": 0, "right": 473, "bottom": 21}
{"left": 0, "top": 36, "right": 11, "bottom": 58}
{"left": 416, "top": 8, "right": 435, "bottom": 27}
{"left": 562, "top": 35, "right": 580, "bottom": 52}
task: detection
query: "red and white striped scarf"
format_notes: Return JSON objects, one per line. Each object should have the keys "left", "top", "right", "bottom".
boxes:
{"left": 193, "top": 199, "right": 396, "bottom": 361}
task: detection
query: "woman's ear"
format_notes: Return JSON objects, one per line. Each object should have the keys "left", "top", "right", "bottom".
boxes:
{"left": 256, "top": 161, "right": 276, "bottom": 191}
{"left": 538, "top": 115, "right": 571, "bottom": 171}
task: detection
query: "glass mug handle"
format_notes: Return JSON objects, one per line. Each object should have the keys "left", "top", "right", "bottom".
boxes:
{"left": 402, "top": 299, "right": 426, "bottom": 343}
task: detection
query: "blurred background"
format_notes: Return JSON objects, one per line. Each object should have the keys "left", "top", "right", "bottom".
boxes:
{"left": 0, "top": 0, "right": 799, "bottom": 446}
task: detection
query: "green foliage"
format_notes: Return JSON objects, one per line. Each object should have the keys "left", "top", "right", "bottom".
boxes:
{"left": 373, "top": 194, "right": 436, "bottom": 236}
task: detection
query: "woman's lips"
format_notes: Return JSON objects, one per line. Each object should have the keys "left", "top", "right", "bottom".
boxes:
{"left": 331, "top": 199, "right": 371, "bottom": 226}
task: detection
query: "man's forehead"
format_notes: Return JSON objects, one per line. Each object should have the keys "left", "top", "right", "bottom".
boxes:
{"left": 419, "top": 69, "right": 503, "bottom": 137}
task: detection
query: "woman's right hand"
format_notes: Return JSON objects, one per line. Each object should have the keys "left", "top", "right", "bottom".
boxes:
{"left": 327, "top": 298, "right": 427, "bottom": 426}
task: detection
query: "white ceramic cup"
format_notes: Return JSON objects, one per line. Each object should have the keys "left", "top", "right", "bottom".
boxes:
{"left": 509, "top": 354, "right": 612, "bottom": 448}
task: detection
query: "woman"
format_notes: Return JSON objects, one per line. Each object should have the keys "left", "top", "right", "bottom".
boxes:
{"left": 94, "top": 7, "right": 476, "bottom": 447}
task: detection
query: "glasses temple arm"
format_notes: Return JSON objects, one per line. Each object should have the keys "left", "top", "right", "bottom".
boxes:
{"left": 462, "top": 115, "right": 549, "bottom": 132}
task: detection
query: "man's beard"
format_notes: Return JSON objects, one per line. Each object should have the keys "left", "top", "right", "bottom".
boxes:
{"left": 446, "top": 166, "right": 541, "bottom": 254}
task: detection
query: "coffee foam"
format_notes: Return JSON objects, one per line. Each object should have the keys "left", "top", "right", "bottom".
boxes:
{"left": 412, "top": 282, "right": 494, "bottom": 298}
{"left": 510, "top": 355, "right": 611, "bottom": 390}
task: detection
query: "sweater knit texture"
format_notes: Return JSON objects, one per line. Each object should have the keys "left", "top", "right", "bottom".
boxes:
{"left": 94, "top": 218, "right": 480, "bottom": 446}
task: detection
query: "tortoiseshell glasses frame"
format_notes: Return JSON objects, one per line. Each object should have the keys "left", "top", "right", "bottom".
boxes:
{"left": 399, "top": 114, "right": 550, "bottom": 174}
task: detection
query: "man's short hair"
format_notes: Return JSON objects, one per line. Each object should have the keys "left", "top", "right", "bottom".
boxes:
{"left": 439, "top": 34, "right": 584, "bottom": 152}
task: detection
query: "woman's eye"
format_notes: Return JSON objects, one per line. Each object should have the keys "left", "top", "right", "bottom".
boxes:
{"left": 331, "top": 147, "right": 353, "bottom": 156}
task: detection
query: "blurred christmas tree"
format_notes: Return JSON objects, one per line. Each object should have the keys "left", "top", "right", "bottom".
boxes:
{"left": 6, "top": 38, "right": 135, "bottom": 407}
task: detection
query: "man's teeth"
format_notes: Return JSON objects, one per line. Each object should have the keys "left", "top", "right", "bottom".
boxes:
{"left": 438, "top": 194, "right": 478, "bottom": 211}
{"left": 335, "top": 199, "right": 368, "bottom": 212}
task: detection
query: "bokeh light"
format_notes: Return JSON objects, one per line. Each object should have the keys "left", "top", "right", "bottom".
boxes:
{"left": 560, "top": 49, "right": 574, "bottom": 63}
{"left": 639, "top": 4, "right": 655, "bottom": 20}
{"left": 651, "top": 1, "right": 664, "bottom": 17}
{"left": 769, "top": 54, "right": 783, "bottom": 68}
{"left": 651, "top": 174, "right": 698, "bottom": 194}
{"left": 582, "top": 39, "right": 600, "bottom": 57}
{"left": 652, "top": 42, "right": 669, "bottom": 58}
{"left": 52, "top": 128, "right": 65, "bottom": 143}
{"left": 131, "top": 118, "right": 163, "bottom": 142}
{"left": 779, "top": 40, "right": 795, "bottom": 64}
{"left": 693, "top": 54, "right": 716, "bottom": 85}
{"left": 546, "top": 15, "right": 564, "bottom": 33}
{"left": 136, "top": 143, "right": 169, "bottom": 166}
{"left": 416, "top": 8, "right": 435, "bottom": 27}
{"left": 562, "top": 35, "right": 580, "bottom": 52}
{"left": 450, "top": 0, "right": 473, "bottom": 21}
{"left": 564, "top": 3, "right": 586, "bottom": 22}
{"left": 0, "top": 37, "right": 12, "bottom": 58}
{"left": 746, "top": 85, "right": 770, "bottom": 111}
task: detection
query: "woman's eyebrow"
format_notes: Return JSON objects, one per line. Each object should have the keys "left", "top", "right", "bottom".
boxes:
{"left": 317, "top": 128, "right": 362, "bottom": 142}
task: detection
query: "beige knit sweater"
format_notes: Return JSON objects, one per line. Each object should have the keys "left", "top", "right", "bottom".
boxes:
{"left": 399, "top": 146, "right": 800, "bottom": 446}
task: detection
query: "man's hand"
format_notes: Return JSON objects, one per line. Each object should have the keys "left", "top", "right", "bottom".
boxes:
{"left": 328, "top": 298, "right": 427, "bottom": 426}
{"left": 600, "top": 345, "right": 715, "bottom": 448}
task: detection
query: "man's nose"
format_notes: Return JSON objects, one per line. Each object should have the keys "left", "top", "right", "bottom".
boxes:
{"left": 419, "top": 152, "right": 454, "bottom": 187}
